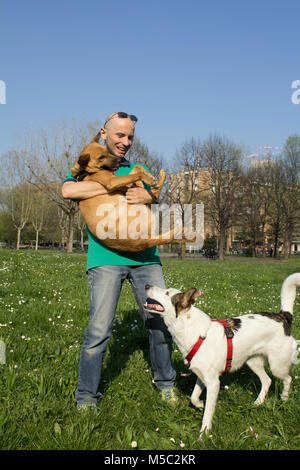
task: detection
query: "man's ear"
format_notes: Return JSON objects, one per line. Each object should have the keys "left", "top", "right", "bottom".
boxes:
{"left": 70, "top": 153, "right": 90, "bottom": 177}
{"left": 100, "top": 127, "right": 107, "bottom": 143}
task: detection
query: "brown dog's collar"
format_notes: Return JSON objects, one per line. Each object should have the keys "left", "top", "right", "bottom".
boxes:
{"left": 102, "top": 165, "right": 118, "bottom": 172}
{"left": 119, "top": 157, "right": 130, "bottom": 167}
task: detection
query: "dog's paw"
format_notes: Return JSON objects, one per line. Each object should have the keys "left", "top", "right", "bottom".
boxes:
{"left": 254, "top": 397, "right": 264, "bottom": 405}
{"left": 281, "top": 393, "right": 289, "bottom": 402}
{"left": 145, "top": 175, "right": 157, "bottom": 186}
{"left": 198, "top": 429, "right": 212, "bottom": 441}
{"left": 191, "top": 398, "right": 204, "bottom": 409}
{"left": 140, "top": 170, "right": 156, "bottom": 186}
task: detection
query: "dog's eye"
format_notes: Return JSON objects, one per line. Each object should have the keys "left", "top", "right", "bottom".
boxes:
{"left": 98, "top": 155, "right": 105, "bottom": 160}
{"left": 166, "top": 291, "right": 169, "bottom": 296}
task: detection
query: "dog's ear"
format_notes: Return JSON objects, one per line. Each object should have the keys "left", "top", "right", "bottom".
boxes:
{"left": 171, "top": 293, "right": 184, "bottom": 317}
{"left": 93, "top": 132, "right": 101, "bottom": 143}
{"left": 70, "top": 153, "right": 91, "bottom": 177}
{"left": 78, "top": 153, "right": 91, "bottom": 166}
{"left": 185, "top": 288, "right": 203, "bottom": 304}
{"left": 171, "top": 288, "right": 203, "bottom": 317}
{"left": 182, "top": 288, "right": 203, "bottom": 308}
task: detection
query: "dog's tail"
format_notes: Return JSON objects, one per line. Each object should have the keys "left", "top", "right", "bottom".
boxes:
{"left": 280, "top": 273, "right": 300, "bottom": 315}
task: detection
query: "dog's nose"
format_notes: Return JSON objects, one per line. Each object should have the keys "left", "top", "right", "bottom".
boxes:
{"left": 145, "top": 284, "right": 152, "bottom": 290}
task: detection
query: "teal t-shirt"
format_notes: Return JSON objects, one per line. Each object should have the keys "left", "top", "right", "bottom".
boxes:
{"left": 63, "top": 163, "right": 161, "bottom": 271}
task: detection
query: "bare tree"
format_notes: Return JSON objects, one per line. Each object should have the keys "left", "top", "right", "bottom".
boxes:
{"left": 57, "top": 207, "right": 68, "bottom": 249}
{"left": 126, "top": 135, "right": 168, "bottom": 183}
{"left": 240, "top": 161, "right": 273, "bottom": 256}
{"left": 201, "top": 134, "right": 243, "bottom": 260}
{"left": 74, "top": 210, "right": 86, "bottom": 250}
{"left": 10, "top": 183, "right": 32, "bottom": 249}
{"left": 278, "top": 135, "right": 300, "bottom": 258}
{"left": 22, "top": 120, "right": 101, "bottom": 252}
{"left": 0, "top": 151, "right": 33, "bottom": 249}
{"left": 170, "top": 138, "right": 203, "bottom": 204}
{"left": 266, "top": 161, "right": 283, "bottom": 257}
{"left": 30, "top": 188, "right": 46, "bottom": 250}
{"left": 169, "top": 138, "right": 203, "bottom": 257}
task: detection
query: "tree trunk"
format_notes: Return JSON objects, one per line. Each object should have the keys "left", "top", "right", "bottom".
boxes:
{"left": 273, "top": 218, "right": 280, "bottom": 257}
{"left": 16, "top": 228, "right": 21, "bottom": 250}
{"left": 219, "top": 228, "right": 226, "bottom": 260}
{"left": 35, "top": 230, "right": 39, "bottom": 250}
{"left": 67, "top": 211, "right": 74, "bottom": 253}
{"left": 283, "top": 234, "right": 290, "bottom": 260}
{"left": 80, "top": 229, "right": 84, "bottom": 250}
{"left": 261, "top": 223, "right": 266, "bottom": 258}
{"left": 252, "top": 236, "right": 256, "bottom": 257}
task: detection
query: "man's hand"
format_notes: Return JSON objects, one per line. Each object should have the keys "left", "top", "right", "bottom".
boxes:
{"left": 125, "top": 186, "right": 153, "bottom": 204}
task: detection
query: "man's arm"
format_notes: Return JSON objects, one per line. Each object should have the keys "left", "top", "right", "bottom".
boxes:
{"left": 61, "top": 180, "right": 153, "bottom": 203}
{"left": 61, "top": 181, "right": 108, "bottom": 200}
{"left": 125, "top": 163, "right": 159, "bottom": 205}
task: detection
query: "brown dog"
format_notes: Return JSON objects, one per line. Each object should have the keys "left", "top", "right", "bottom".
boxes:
{"left": 70, "top": 133, "right": 195, "bottom": 252}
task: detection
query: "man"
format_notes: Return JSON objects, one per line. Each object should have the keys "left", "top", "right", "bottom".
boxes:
{"left": 62, "top": 112, "right": 177, "bottom": 410}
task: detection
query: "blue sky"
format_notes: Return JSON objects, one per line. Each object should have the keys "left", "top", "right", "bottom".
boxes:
{"left": 1, "top": 0, "right": 300, "bottom": 163}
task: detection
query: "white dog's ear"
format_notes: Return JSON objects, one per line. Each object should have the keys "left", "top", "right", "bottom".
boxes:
{"left": 172, "top": 288, "right": 203, "bottom": 317}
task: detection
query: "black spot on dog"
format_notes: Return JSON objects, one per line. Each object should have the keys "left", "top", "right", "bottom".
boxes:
{"left": 227, "top": 318, "right": 242, "bottom": 331}
{"left": 255, "top": 311, "right": 293, "bottom": 336}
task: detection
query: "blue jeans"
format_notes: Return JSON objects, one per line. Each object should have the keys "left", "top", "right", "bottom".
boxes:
{"left": 75, "top": 263, "right": 176, "bottom": 405}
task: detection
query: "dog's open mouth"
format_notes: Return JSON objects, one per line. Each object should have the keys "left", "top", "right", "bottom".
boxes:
{"left": 143, "top": 298, "right": 165, "bottom": 313}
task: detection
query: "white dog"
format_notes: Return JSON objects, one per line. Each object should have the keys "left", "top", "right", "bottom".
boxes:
{"left": 144, "top": 273, "right": 300, "bottom": 439}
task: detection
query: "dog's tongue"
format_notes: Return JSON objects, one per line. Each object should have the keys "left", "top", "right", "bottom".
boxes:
{"left": 144, "top": 298, "right": 164, "bottom": 312}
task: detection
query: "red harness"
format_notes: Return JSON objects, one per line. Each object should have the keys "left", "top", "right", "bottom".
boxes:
{"left": 185, "top": 319, "right": 233, "bottom": 373}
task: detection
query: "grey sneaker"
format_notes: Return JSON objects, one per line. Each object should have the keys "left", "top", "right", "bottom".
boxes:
{"left": 77, "top": 403, "right": 98, "bottom": 413}
{"left": 160, "top": 388, "right": 179, "bottom": 405}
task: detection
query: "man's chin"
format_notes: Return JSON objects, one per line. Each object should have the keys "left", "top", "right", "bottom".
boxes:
{"left": 109, "top": 148, "right": 126, "bottom": 158}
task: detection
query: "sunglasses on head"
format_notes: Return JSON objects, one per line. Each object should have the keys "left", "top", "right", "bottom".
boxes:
{"left": 104, "top": 112, "right": 138, "bottom": 127}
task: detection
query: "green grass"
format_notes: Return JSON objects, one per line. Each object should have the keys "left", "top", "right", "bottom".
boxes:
{"left": 0, "top": 249, "right": 299, "bottom": 450}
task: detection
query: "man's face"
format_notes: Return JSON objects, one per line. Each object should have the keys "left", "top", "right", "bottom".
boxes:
{"left": 100, "top": 117, "right": 135, "bottom": 158}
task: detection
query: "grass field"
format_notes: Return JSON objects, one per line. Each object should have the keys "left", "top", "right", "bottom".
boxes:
{"left": 0, "top": 249, "right": 299, "bottom": 450}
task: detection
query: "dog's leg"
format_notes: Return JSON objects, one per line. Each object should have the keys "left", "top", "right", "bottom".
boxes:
{"left": 280, "top": 375, "right": 292, "bottom": 401}
{"left": 199, "top": 378, "right": 220, "bottom": 439}
{"left": 268, "top": 357, "right": 292, "bottom": 401}
{"left": 191, "top": 377, "right": 205, "bottom": 409}
{"left": 147, "top": 169, "right": 166, "bottom": 199}
{"left": 246, "top": 356, "right": 272, "bottom": 405}
{"left": 134, "top": 228, "right": 196, "bottom": 250}
{"left": 91, "top": 166, "right": 157, "bottom": 191}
